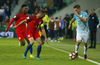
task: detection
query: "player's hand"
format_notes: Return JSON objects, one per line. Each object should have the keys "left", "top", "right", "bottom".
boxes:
{"left": 13, "top": 25, "right": 17, "bottom": 28}
{"left": 74, "top": 12, "right": 78, "bottom": 16}
{"left": 5, "top": 29, "right": 8, "bottom": 32}
{"left": 45, "top": 39, "right": 49, "bottom": 44}
{"left": 68, "top": 24, "right": 71, "bottom": 29}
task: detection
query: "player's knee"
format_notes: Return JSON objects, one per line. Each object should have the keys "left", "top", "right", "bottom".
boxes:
{"left": 38, "top": 41, "right": 42, "bottom": 46}
{"left": 30, "top": 41, "right": 34, "bottom": 45}
{"left": 84, "top": 43, "right": 87, "bottom": 47}
{"left": 77, "top": 40, "right": 81, "bottom": 44}
{"left": 76, "top": 42, "right": 81, "bottom": 46}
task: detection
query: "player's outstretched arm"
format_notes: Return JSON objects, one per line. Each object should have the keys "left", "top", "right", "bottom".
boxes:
{"left": 13, "top": 20, "right": 27, "bottom": 28}
{"left": 5, "top": 19, "right": 15, "bottom": 32}
{"left": 68, "top": 19, "right": 75, "bottom": 29}
{"left": 41, "top": 26, "right": 49, "bottom": 44}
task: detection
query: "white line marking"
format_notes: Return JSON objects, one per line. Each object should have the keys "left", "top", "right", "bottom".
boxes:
{"left": 45, "top": 45, "right": 100, "bottom": 65}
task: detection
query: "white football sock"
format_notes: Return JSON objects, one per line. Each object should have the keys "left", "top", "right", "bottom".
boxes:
{"left": 84, "top": 46, "right": 87, "bottom": 54}
{"left": 75, "top": 45, "right": 79, "bottom": 53}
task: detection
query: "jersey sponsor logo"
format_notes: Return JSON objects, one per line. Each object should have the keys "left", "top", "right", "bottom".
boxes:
{"left": 33, "top": 21, "right": 35, "bottom": 22}
{"left": 27, "top": 17, "right": 29, "bottom": 19}
{"left": 14, "top": 16, "right": 16, "bottom": 18}
{"left": 19, "top": 37, "right": 21, "bottom": 40}
{"left": 28, "top": 35, "right": 30, "bottom": 37}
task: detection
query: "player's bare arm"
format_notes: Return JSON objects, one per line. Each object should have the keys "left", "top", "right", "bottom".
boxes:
{"left": 5, "top": 19, "right": 15, "bottom": 32}
{"left": 68, "top": 19, "right": 75, "bottom": 29}
{"left": 74, "top": 12, "right": 87, "bottom": 22}
{"left": 41, "top": 26, "right": 49, "bottom": 44}
{"left": 13, "top": 20, "right": 27, "bottom": 28}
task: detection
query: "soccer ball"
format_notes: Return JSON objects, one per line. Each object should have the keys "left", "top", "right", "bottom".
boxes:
{"left": 69, "top": 53, "right": 75, "bottom": 60}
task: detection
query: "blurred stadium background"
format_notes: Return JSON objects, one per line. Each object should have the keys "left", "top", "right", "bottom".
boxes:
{"left": 0, "top": 0, "right": 100, "bottom": 42}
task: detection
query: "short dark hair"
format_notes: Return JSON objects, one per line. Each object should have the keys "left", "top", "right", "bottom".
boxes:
{"left": 74, "top": 5, "right": 80, "bottom": 9}
{"left": 39, "top": 9, "right": 46, "bottom": 14}
{"left": 21, "top": 4, "right": 27, "bottom": 9}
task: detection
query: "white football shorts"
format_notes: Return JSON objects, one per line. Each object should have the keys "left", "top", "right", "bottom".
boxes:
{"left": 76, "top": 32, "right": 89, "bottom": 43}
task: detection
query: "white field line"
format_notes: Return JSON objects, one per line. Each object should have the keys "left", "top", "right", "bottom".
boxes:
{"left": 45, "top": 45, "right": 100, "bottom": 65}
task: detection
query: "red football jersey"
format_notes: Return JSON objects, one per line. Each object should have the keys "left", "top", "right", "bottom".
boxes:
{"left": 7, "top": 12, "right": 28, "bottom": 33}
{"left": 26, "top": 15, "right": 43, "bottom": 33}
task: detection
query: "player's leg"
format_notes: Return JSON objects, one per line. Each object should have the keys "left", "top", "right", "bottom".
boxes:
{"left": 84, "top": 43, "right": 87, "bottom": 59}
{"left": 25, "top": 37, "right": 34, "bottom": 58}
{"left": 83, "top": 32, "right": 89, "bottom": 59}
{"left": 35, "top": 37, "right": 42, "bottom": 60}
{"left": 24, "top": 31, "right": 34, "bottom": 57}
{"left": 25, "top": 37, "right": 32, "bottom": 54}
{"left": 75, "top": 32, "right": 82, "bottom": 59}
{"left": 75, "top": 40, "right": 81, "bottom": 59}
{"left": 23, "top": 33, "right": 34, "bottom": 59}
{"left": 34, "top": 30, "right": 42, "bottom": 60}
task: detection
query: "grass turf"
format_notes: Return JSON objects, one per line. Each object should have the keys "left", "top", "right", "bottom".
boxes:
{"left": 0, "top": 38, "right": 100, "bottom": 65}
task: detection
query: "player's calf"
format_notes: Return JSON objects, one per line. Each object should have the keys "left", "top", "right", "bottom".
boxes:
{"left": 75, "top": 41, "right": 81, "bottom": 59}
{"left": 84, "top": 43, "right": 87, "bottom": 60}
{"left": 29, "top": 37, "right": 34, "bottom": 45}
{"left": 36, "top": 37, "right": 42, "bottom": 46}
{"left": 23, "top": 37, "right": 34, "bottom": 59}
{"left": 36, "top": 37, "right": 42, "bottom": 59}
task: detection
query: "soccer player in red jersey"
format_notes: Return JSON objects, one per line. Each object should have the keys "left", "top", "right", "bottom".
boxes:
{"left": 5, "top": 4, "right": 34, "bottom": 58}
{"left": 13, "top": 9, "right": 49, "bottom": 60}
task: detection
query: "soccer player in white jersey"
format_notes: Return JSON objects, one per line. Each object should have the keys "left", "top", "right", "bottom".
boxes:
{"left": 68, "top": 5, "right": 89, "bottom": 59}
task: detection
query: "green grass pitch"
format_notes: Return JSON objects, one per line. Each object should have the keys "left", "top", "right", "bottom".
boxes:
{"left": 0, "top": 38, "right": 100, "bottom": 65}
